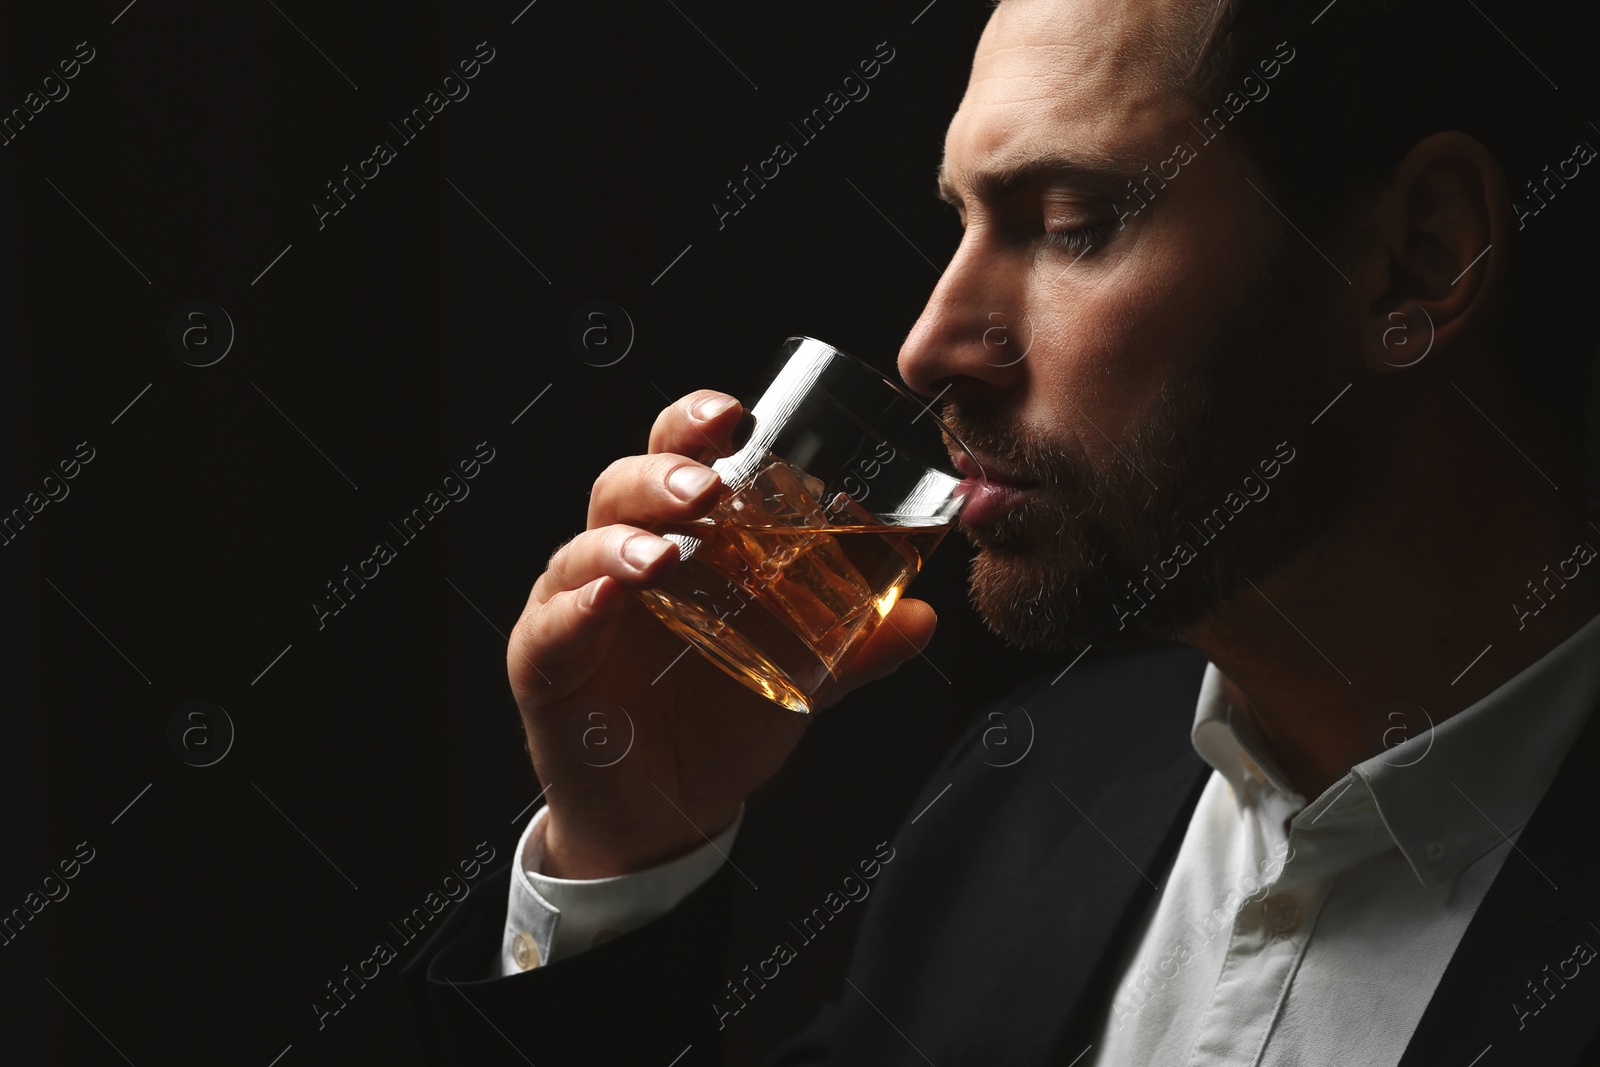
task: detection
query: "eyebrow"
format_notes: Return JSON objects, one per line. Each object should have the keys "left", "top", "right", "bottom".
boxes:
{"left": 935, "top": 150, "right": 1143, "bottom": 207}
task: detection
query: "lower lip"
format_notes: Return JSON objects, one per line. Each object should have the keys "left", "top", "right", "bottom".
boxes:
{"left": 956, "top": 478, "right": 1036, "bottom": 526}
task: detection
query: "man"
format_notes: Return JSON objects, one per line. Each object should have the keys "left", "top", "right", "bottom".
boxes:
{"left": 404, "top": 0, "right": 1600, "bottom": 1062}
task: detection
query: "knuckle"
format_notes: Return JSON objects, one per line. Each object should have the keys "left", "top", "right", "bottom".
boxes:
{"left": 609, "top": 454, "right": 689, "bottom": 504}
{"left": 647, "top": 452, "right": 684, "bottom": 483}
{"left": 508, "top": 604, "right": 544, "bottom": 658}
{"left": 649, "top": 404, "right": 678, "bottom": 443}
{"left": 608, "top": 524, "right": 641, "bottom": 554}
{"left": 592, "top": 457, "right": 629, "bottom": 497}
{"left": 543, "top": 533, "right": 578, "bottom": 580}
{"left": 606, "top": 523, "right": 657, "bottom": 570}
{"left": 523, "top": 586, "right": 581, "bottom": 648}
{"left": 548, "top": 531, "right": 577, "bottom": 563}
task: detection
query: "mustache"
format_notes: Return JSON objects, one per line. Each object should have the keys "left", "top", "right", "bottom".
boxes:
{"left": 938, "top": 403, "right": 1083, "bottom": 488}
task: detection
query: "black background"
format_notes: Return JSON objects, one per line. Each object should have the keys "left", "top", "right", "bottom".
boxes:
{"left": 9, "top": 1, "right": 1600, "bottom": 1064}
{"left": 0, "top": 1, "right": 1060, "bottom": 1063}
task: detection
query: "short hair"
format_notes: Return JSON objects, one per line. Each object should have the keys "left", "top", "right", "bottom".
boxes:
{"left": 993, "top": 0, "right": 1600, "bottom": 481}
{"left": 1187, "top": 0, "right": 1599, "bottom": 474}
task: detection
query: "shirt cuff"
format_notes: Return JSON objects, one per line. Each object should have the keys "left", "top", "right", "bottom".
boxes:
{"left": 499, "top": 801, "right": 745, "bottom": 976}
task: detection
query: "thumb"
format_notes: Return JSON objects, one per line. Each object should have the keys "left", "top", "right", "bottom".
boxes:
{"left": 818, "top": 599, "right": 938, "bottom": 707}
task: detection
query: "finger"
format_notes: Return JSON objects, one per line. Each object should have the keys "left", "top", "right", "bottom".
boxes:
{"left": 826, "top": 599, "right": 938, "bottom": 697}
{"left": 533, "top": 524, "right": 680, "bottom": 607}
{"left": 587, "top": 452, "right": 723, "bottom": 529}
{"left": 508, "top": 575, "right": 626, "bottom": 693}
{"left": 647, "top": 390, "right": 745, "bottom": 460}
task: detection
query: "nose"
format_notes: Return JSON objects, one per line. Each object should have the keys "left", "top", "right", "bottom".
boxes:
{"left": 897, "top": 230, "right": 1029, "bottom": 402}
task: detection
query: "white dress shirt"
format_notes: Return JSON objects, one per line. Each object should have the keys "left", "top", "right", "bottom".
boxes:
{"left": 501, "top": 611, "right": 1600, "bottom": 1067}
{"left": 1089, "top": 607, "right": 1600, "bottom": 1065}
{"left": 501, "top": 802, "right": 743, "bottom": 973}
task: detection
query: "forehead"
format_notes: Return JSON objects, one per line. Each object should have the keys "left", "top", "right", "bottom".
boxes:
{"left": 939, "top": 0, "right": 1205, "bottom": 196}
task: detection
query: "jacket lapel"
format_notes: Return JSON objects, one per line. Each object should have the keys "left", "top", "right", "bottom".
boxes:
{"left": 1398, "top": 692, "right": 1600, "bottom": 1065}
{"left": 826, "top": 643, "right": 1214, "bottom": 1065}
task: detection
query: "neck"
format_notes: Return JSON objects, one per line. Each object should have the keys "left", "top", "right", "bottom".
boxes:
{"left": 1182, "top": 385, "right": 1599, "bottom": 800}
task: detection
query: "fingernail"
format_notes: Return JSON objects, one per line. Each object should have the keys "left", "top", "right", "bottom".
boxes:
{"left": 667, "top": 465, "right": 718, "bottom": 501}
{"left": 580, "top": 577, "right": 604, "bottom": 610}
{"left": 623, "top": 534, "right": 672, "bottom": 571}
{"left": 692, "top": 395, "right": 737, "bottom": 422}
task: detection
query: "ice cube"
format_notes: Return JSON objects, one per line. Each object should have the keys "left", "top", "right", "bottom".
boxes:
{"left": 816, "top": 492, "right": 918, "bottom": 606}
{"left": 722, "top": 458, "right": 828, "bottom": 530}
{"left": 822, "top": 491, "right": 877, "bottom": 528}
{"left": 763, "top": 529, "right": 877, "bottom": 665}
{"left": 713, "top": 459, "right": 827, "bottom": 577}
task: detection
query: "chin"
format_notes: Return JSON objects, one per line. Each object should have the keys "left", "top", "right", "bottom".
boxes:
{"left": 968, "top": 546, "right": 1103, "bottom": 652}
{"left": 960, "top": 508, "right": 1209, "bottom": 652}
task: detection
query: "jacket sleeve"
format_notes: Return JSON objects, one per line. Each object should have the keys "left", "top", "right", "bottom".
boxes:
{"left": 402, "top": 857, "right": 743, "bottom": 1066}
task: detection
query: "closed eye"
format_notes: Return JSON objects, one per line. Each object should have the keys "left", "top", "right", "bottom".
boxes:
{"left": 1043, "top": 222, "right": 1110, "bottom": 256}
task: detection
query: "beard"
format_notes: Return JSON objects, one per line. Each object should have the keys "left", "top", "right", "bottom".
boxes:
{"left": 941, "top": 233, "right": 1384, "bottom": 654}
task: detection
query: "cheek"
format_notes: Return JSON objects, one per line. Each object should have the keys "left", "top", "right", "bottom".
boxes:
{"left": 1024, "top": 266, "right": 1199, "bottom": 442}
{"left": 1026, "top": 204, "right": 1256, "bottom": 443}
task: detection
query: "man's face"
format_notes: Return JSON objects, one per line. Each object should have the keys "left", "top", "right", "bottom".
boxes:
{"left": 900, "top": 0, "right": 1367, "bottom": 652}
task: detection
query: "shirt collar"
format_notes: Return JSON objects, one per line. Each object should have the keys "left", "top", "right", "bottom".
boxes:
{"left": 1190, "top": 609, "right": 1600, "bottom": 888}
{"left": 1191, "top": 666, "right": 1303, "bottom": 803}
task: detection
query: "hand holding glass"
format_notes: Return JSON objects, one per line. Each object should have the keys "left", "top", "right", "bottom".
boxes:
{"left": 637, "top": 337, "right": 976, "bottom": 712}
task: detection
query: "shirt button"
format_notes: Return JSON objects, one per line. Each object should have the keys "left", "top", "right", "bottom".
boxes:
{"left": 512, "top": 931, "right": 541, "bottom": 970}
{"left": 1261, "top": 893, "right": 1301, "bottom": 936}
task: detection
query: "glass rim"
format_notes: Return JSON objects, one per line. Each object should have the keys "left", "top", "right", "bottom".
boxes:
{"left": 781, "top": 335, "right": 980, "bottom": 479}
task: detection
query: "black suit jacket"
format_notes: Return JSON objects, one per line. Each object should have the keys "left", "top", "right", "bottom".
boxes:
{"left": 402, "top": 641, "right": 1600, "bottom": 1065}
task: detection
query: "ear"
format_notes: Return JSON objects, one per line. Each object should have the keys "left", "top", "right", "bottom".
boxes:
{"left": 1350, "top": 132, "right": 1510, "bottom": 374}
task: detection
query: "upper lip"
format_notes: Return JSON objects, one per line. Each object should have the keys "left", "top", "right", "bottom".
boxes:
{"left": 952, "top": 450, "right": 1037, "bottom": 485}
